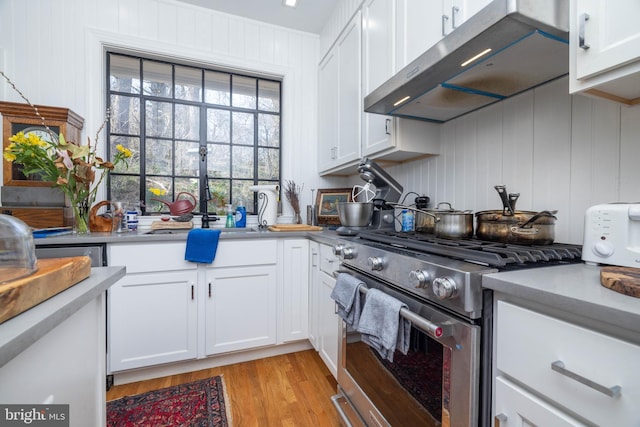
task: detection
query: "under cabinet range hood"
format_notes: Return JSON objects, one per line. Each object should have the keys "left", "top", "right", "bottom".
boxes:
{"left": 364, "top": 0, "right": 569, "bottom": 123}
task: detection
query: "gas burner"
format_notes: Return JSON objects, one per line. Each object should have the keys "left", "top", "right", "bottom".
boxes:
{"left": 355, "top": 229, "right": 582, "bottom": 268}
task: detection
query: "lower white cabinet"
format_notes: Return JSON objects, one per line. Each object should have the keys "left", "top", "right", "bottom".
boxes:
{"left": 204, "top": 265, "right": 276, "bottom": 355}
{"left": 493, "top": 299, "right": 640, "bottom": 426}
{"left": 309, "top": 242, "right": 340, "bottom": 379}
{"left": 109, "top": 271, "right": 198, "bottom": 372}
{"left": 108, "top": 238, "right": 311, "bottom": 373}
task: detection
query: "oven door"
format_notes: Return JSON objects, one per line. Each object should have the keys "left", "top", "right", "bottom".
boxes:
{"left": 335, "top": 268, "right": 480, "bottom": 427}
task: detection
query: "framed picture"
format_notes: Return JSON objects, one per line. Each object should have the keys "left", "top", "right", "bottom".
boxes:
{"left": 315, "top": 188, "right": 353, "bottom": 225}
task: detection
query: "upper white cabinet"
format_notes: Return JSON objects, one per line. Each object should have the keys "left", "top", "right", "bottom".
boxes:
{"left": 396, "top": 0, "right": 442, "bottom": 67}
{"left": 442, "top": 0, "right": 492, "bottom": 37}
{"left": 318, "top": 11, "right": 362, "bottom": 174}
{"left": 570, "top": 0, "right": 640, "bottom": 103}
{"left": 362, "top": 0, "right": 440, "bottom": 162}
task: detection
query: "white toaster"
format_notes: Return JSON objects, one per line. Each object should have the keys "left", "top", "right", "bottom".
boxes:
{"left": 582, "top": 203, "right": 640, "bottom": 267}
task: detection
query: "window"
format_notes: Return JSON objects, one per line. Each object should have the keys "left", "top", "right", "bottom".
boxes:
{"left": 106, "top": 52, "right": 281, "bottom": 215}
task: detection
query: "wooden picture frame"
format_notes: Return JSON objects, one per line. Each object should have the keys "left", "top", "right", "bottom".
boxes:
{"left": 0, "top": 101, "right": 84, "bottom": 187}
{"left": 315, "top": 188, "right": 353, "bottom": 225}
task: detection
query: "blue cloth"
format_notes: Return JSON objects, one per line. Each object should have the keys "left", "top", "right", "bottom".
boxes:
{"left": 184, "top": 229, "right": 221, "bottom": 263}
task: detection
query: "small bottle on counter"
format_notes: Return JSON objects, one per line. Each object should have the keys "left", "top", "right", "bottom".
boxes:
{"left": 235, "top": 199, "right": 247, "bottom": 228}
{"left": 225, "top": 204, "right": 235, "bottom": 228}
{"left": 126, "top": 202, "right": 141, "bottom": 232}
{"left": 401, "top": 209, "right": 414, "bottom": 232}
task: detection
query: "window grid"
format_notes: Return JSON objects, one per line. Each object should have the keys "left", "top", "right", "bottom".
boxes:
{"left": 106, "top": 52, "right": 281, "bottom": 215}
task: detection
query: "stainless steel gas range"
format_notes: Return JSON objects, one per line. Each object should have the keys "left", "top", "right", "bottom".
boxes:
{"left": 330, "top": 229, "right": 582, "bottom": 427}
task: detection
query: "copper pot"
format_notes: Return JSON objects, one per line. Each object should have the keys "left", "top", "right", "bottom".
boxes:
{"left": 475, "top": 210, "right": 557, "bottom": 245}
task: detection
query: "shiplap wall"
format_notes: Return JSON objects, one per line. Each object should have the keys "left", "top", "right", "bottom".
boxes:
{"left": 0, "top": 0, "right": 324, "bottom": 211}
{"left": 382, "top": 77, "right": 640, "bottom": 245}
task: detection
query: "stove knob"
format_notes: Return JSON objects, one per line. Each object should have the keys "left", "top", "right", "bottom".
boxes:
{"left": 342, "top": 247, "right": 356, "bottom": 260}
{"left": 432, "top": 277, "right": 458, "bottom": 299}
{"left": 367, "top": 256, "right": 384, "bottom": 271}
{"left": 409, "top": 270, "right": 430, "bottom": 289}
{"left": 332, "top": 244, "right": 345, "bottom": 257}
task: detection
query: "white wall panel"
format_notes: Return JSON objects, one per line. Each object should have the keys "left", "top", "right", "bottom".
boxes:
{"left": 386, "top": 76, "right": 640, "bottom": 244}
{"left": 0, "top": 0, "right": 320, "bottom": 203}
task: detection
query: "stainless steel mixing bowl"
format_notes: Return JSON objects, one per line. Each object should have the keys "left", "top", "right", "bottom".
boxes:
{"left": 337, "top": 202, "right": 374, "bottom": 227}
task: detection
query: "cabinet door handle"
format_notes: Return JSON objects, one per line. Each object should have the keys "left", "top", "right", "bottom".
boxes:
{"left": 579, "top": 13, "right": 590, "bottom": 50}
{"left": 311, "top": 251, "right": 318, "bottom": 267}
{"left": 385, "top": 118, "right": 391, "bottom": 135}
{"left": 494, "top": 413, "right": 507, "bottom": 427}
{"left": 191, "top": 284, "right": 195, "bottom": 300}
{"left": 208, "top": 282, "right": 211, "bottom": 298}
{"left": 551, "top": 360, "right": 621, "bottom": 397}
{"left": 451, "top": 6, "right": 460, "bottom": 29}
{"left": 441, "top": 14, "right": 449, "bottom": 36}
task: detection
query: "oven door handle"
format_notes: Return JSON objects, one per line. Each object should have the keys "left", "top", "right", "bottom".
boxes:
{"left": 333, "top": 270, "right": 447, "bottom": 339}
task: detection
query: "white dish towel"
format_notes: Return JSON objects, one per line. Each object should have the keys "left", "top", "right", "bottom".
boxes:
{"left": 330, "top": 273, "right": 366, "bottom": 328}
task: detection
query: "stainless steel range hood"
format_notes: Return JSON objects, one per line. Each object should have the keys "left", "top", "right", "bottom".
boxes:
{"left": 364, "top": 0, "right": 569, "bottom": 123}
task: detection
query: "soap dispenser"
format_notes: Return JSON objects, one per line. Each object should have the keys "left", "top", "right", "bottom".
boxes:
{"left": 225, "top": 204, "right": 235, "bottom": 228}
{"left": 235, "top": 199, "right": 247, "bottom": 228}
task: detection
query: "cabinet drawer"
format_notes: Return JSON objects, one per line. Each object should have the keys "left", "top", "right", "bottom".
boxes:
{"left": 211, "top": 239, "right": 276, "bottom": 267}
{"left": 109, "top": 242, "right": 196, "bottom": 273}
{"left": 496, "top": 301, "right": 640, "bottom": 426}
{"left": 319, "top": 244, "right": 339, "bottom": 275}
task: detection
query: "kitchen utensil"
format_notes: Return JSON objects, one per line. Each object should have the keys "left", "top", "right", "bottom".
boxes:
{"left": 508, "top": 193, "right": 520, "bottom": 211}
{"left": 111, "top": 201, "right": 129, "bottom": 233}
{"left": 249, "top": 184, "right": 280, "bottom": 227}
{"left": 431, "top": 203, "right": 474, "bottom": 239}
{"left": 89, "top": 200, "right": 113, "bottom": 232}
{"left": 0, "top": 256, "right": 91, "bottom": 324}
{"left": 151, "top": 192, "right": 197, "bottom": 216}
{"left": 600, "top": 266, "right": 640, "bottom": 298}
{"left": 337, "top": 202, "right": 374, "bottom": 227}
{"left": 352, "top": 183, "right": 376, "bottom": 203}
{"left": 494, "top": 185, "right": 514, "bottom": 215}
{"left": 475, "top": 209, "right": 557, "bottom": 244}
{"left": 0, "top": 214, "right": 37, "bottom": 284}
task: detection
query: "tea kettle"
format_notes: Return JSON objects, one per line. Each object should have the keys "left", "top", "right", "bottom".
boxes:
{"left": 151, "top": 192, "right": 197, "bottom": 216}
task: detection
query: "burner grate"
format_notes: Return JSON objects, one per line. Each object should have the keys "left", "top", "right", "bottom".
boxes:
{"left": 356, "top": 230, "right": 582, "bottom": 268}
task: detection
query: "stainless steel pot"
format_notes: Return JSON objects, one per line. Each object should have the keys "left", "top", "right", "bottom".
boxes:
{"left": 396, "top": 202, "right": 474, "bottom": 238}
{"left": 475, "top": 210, "right": 557, "bottom": 245}
{"left": 433, "top": 203, "right": 474, "bottom": 239}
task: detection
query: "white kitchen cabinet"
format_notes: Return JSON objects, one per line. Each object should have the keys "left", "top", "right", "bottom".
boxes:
{"left": 362, "top": 0, "right": 440, "bottom": 162}
{"left": 494, "top": 376, "right": 586, "bottom": 427}
{"left": 570, "top": 0, "right": 640, "bottom": 103}
{"left": 280, "top": 239, "right": 310, "bottom": 343}
{"left": 204, "top": 265, "right": 277, "bottom": 355}
{"left": 316, "top": 243, "right": 340, "bottom": 379}
{"left": 318, "top": 11, "right": 362, "bottom": 175}
{"left": 308, "top": 241, "right": 320, "bottom": 350}
{"left": 108, "top": 270, "right": 198, "bottom": 371}
{"left": 396, "top": 0, "right": 442, "bottom": 68}
{"left": 493, "top": 300, "right": 640, "bottom": 426}
{"left": 108, "top": 242, "right": 198, "bottom": 372}
{"left": 442, "top": 0, "right": 492, "bottom": 37}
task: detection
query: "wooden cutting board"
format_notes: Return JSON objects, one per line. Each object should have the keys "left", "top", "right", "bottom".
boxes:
{"left": 0, "top": 256, "right": 91, "bottom": 324}
{"left": 150, "top": 220, "right": 194, "bottom": 230}
{"left": 600, "top": 266, "right": 640, "bottom": 298}
{"left": 268, "top": 224, "right": 323, "bottom": 232}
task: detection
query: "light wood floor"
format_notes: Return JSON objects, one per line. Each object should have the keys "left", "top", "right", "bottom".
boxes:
{"left": 107, "top": 349, "right": 343, "bottom": 426}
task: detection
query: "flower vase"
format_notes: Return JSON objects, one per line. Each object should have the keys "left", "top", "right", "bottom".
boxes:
{"left": 293, "top": 212, "right": 302, "bottom": 224}
{"left": 72, "top": 201, "right": 90, "bottom": 234}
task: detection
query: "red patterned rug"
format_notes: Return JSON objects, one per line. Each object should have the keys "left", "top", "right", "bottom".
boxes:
{"left": 107, "top": 376, "right": 231, "bottom": 427}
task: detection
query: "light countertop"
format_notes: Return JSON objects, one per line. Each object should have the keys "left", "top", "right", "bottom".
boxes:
{"left": 483, "top": 263, "right": 640, "bottom": 343}
{"left": 0, "top": 266, "right": 126, "bottom": 368}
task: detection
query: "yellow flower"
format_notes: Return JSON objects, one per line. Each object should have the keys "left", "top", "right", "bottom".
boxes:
{"left": 149, "top": 187, "right": 167, "bottom": 196}
{"left": 3, "top": 150, "right": 16, "bottom": 161}
{"left": 116, "top": 144, "right": 132, "bottom": 158}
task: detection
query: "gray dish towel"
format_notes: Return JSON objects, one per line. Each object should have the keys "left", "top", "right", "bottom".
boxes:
{"left": 356, "top": 288, "right": 411, "bottom": 362}
{"left": 330, "top": 273, "right": 366, "bottom": 327}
